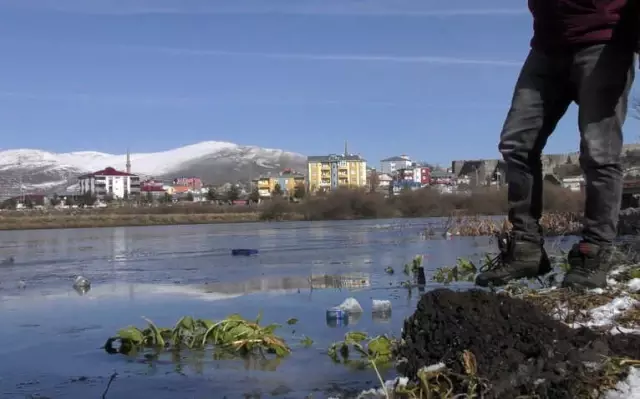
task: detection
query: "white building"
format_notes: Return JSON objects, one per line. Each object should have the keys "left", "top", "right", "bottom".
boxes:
{"left": 380, "top": 155, "right": 413, "bottom": 175}
{"left": 377, "top": 173, "right": 393, "bottom": 188}
{"left": 78, "top": 167, "right": 140, "bottom": 199}
{"left": 561, "top": 176, "right": 584, "bottom": 192}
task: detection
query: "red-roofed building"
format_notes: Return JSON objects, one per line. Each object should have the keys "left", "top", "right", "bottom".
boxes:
{"left": 140, "top": 179, "right": 167, "bottom": 198}
{"left": 78, "top": 167, "right": 140, "bottom": 199}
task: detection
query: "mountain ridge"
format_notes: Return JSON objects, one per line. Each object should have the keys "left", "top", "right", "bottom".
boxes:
{"left": 0, "top": 141, "right": 308, "bottom": 198}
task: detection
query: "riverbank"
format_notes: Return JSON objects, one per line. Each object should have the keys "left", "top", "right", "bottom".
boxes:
{"left": 1, "top": 185, "right": 586, "bottom": 232}
{"left": 0, "top": 209, "right": 583, "bottom": 234}
{"left": 0, "top": 211, "right": 270, "bottom": 230}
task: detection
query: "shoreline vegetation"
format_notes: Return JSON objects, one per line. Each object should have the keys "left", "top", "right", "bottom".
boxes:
{"left": 99, "top": 250, "right": 640, "bottom": 398}
{"left": 0, "top": 185, "right": 591, "bottom": 233}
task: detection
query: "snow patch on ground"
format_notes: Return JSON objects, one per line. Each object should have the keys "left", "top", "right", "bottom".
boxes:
{"left": 575, "top": 296, "right": 639, "bottom": 329}
{"left": 605, "top": 368, "right": 640, "bottom": 399}
{"left": 627, "top": 278, "right": 640, "bottom": 293}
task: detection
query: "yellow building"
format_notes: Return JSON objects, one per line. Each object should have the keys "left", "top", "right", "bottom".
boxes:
{"left": 307, "top": 154, "right": 367, "bottom": 193}
{"left": 254, "top": 177, "right": 274, "bottom": 197}
{"left": 253, "top": 170, "right": 306, "bottom": 197}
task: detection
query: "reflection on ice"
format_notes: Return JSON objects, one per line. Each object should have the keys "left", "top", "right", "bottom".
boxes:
{"left": 0, "top": 283, "right": 243, "bottom": 304}
{"left": 309, "top": 274, "right": 370, "bottom": 290}
{"left": 0, "top": 273, "right": 371, "bottom": 305}
{"left": 200, "top": 273, "right": 370, "bottom": 295}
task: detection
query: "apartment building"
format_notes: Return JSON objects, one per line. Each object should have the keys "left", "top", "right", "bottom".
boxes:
{"left": 307, "top": 154, "right": 367, "bottom": 193}
{"left": 380, "top": 155, "right": 413, "bottom": 175}
{"left": 77, "top": 167, "right": 140, "bottom": 199}
{"left": 254, "top": 169, "right": 306, "bottom": 197}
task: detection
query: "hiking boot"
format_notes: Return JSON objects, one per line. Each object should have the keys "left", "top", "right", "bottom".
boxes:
{"left": 475, "top": 232, "right": 552, "bottom": 287}
{"left": 561, "top": 242, "right": 617, "bottom": 290}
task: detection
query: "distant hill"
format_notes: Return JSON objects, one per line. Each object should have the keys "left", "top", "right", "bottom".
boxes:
{"left": 0, "top": 141, "right": 307, "bottom": 198}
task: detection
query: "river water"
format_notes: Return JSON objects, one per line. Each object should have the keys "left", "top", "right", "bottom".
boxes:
{"left": 0, "top": 219, "right": 578, "bottom": 399}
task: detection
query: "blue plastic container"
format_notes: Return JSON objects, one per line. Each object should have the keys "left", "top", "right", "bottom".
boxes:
{"left": 325, "top": 307, "right": 349, "bottom": 327}
{"left": 326, "top": 307, "right": 345, "bottom": 320}
{"left": 231, "top": 249, "right": 259, "bottom": 256}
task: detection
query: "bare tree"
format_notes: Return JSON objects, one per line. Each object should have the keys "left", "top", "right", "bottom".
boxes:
{"left": 272, "top": 183, "right": 283, "bottom": 197}
{"left": 369, "top": 172, "right": 380, "bottom": 193}
{"left": 293, "top": 182, "right": 306, "bottom": 200}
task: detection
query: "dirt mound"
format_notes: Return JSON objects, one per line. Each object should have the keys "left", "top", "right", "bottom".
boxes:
{"left": 396, "top": 289, "right": 640, "bottom": 398}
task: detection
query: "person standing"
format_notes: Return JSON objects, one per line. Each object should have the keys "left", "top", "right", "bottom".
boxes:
{"left": 475, "top": 0, "right": 638, "bottom": 289}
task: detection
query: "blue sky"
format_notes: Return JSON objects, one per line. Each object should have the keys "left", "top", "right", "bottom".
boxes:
{"left": 0, "top": 0, "right": 639, "bottom": 167}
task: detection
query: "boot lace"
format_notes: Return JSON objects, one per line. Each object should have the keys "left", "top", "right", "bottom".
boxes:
{"left": 479, "top": 231, "right": 514, "bottom": 273}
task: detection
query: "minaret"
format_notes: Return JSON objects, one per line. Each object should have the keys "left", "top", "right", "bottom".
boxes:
{"left": 344, "top": 140, "right": 348, "bottom": 156}
{"left": 125, "top": 148, "right": 131, "bottom": 174}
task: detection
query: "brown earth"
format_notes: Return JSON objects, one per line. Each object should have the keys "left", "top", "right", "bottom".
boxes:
{"left": 396, "top": 288, "right": 640, "bottom": 398}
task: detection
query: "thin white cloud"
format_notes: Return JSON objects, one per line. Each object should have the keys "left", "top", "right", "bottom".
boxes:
{"left": 0, "top": 0, "right": 528, "bottom": 17}
{"left": 0, "top": 90, "right": 507, "bottom": 109}
{"left": 0, "top": 38, "right": 521, "bottom": 67}
{"left": 124, "top": 45, "right": 521, "bottom": 67}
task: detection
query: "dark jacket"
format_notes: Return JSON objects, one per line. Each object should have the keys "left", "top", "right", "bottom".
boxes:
{"left": 529, "top": 0, "right": 639, "bottom": 52}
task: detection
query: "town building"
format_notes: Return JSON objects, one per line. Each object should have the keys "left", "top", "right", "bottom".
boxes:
{"left": 430, "top": 170, "right": 457, "bottom": 186}
{"left": 170, "top": 186, "right": 191, "bottom": 196}
{"left": 377, "top": 173, "right": 393, "bottom": 189}
{"left": 253, "top": 169, "right": 306, "bottom": 198}
{"left": 389, "top": 180, "right": 423, "bottom": 195}
{"left": 561, "top": 176, "right": 585, "bottom": 192}
{"left": 307, "top": 152, "right": 367, "bottom": 193}
{"left": 380, "top": 155, "right": 413, "bottom": 175}
{"left": 173, "top": 177, "right": 203, "bottom": 190}
{"left": 414, "top": 166, "right": 431, "bottom": 185}
{"left": 140, "top": 179, "right": 167, "bottom": 198}
{"left": 395, "top": 166, "right": 431, "bottom": 186}
{"left": 77, "top": 167, "right": 140, "bottom": 199}
{"left": 452, "top": 159, "right": 507, "bottom": 187}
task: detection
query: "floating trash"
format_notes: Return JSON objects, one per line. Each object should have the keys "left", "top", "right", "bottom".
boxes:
{"left": 325, "top": 298, "right": 364, "bottom": 328}
{"left": 1, "top": 257, "right": 15, "bottom": 265}
{"left": 325, "top": 308, "right": 362, "bottom": 327}
{"left": 326, "top": 307, "right": 348, "bottom": 327}
{"left": 337, "top": 297, "right": 363, "bottom": 313}
{"left": 372, "top": 299, "right": 392, "bottom": 313}
{"left": 231, "top": 249, "right": 259, "bottom": 256}
{"left": 73, "top": 285, "right": 91, "bottom": 296}
{"left": 73, "top": 275, "right": 91, "bottom": 289}
{"left": 372, "top": 299, "right": 392, "bottom": 324}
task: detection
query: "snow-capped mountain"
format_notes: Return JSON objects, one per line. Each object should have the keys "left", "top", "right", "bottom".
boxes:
{"left": 0, "top": 141, "right": 307, "bottom": 197}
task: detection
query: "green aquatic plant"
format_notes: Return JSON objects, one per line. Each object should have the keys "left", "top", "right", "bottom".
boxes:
{"left": 328, "top": 331, "right": 397, "bottom": 398}
{"left": 431, "top": 257, "right": 478, "bottom": 285}
{"left": 300, "top": 336, "right": 314, "bottom": 347}
{"left": 393, "top": 350, "right": 490, "bottom": 399}
{"left": 404, "top": 255, "right": 424, "bottom": 276}
{"left": 555, "top": 249, "right": 571, "bottom": 273}
{"left": 327, "top": 331, "right": 395, "bottom": 367}
{"left": 399, "top": 255, "right": 425, "bottom": 291}
{"left": 104, "top": 313, "right": 290, "bottom": 358}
